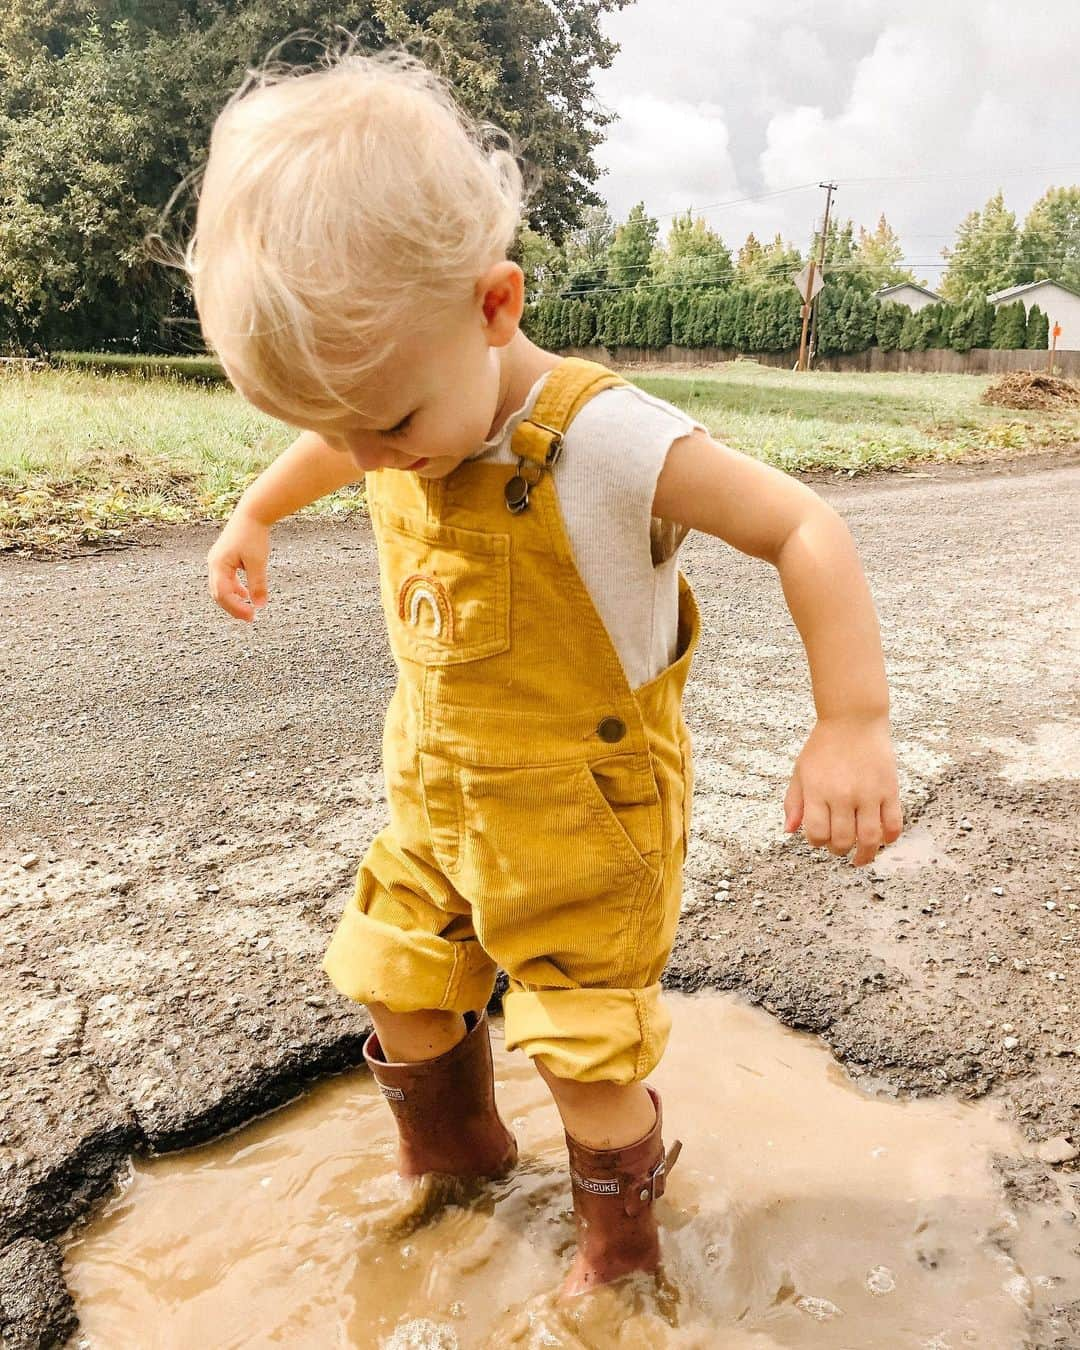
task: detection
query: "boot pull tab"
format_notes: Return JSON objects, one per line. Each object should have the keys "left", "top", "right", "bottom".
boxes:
{"left": 634, "top": 1137, "right": 682, "bottom": 1209}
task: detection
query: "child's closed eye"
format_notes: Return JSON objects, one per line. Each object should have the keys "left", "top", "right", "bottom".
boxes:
{"left": 384, "top": 415, "right": 414, "bottom": 439}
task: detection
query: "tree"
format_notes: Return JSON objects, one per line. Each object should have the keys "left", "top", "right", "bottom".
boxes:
{"left": 1016, "top": 185, "right": 1080, "bottom": 290}
{"left": 649, "top": 209, "right": 732, "bottom": 292}
{"left": 876, "top": 302, "right": 907, "bottom": 352}
{"left": 735, "top": 233, "right": 763, "bottom": 278}
{"left": 807, "top": 217, "right": 847, "bottom": 264}
{"left": 948, "top": 297, "right": 995, "bottom": 352}
{"left": 644, "top": 290, "right": 672, "bottom": 348}
{"left": 1026, "top": 303, "right": 1050, "bottom": 349}
{"left": 0, "top": 20, "right": 179, "bottom": 350}
{"left": 730, "top": 288, "right": 751, "bottom": 349}
{"left": 990, "top": 299, "right": 1028, "bottom": 349}
{"left": 756, "top": 233, "right": 804, "bottom": 287}
{"left": 923, "top": 302, "right": 956, "bottom": 349}
{"left": 605, "top": 201, "right": 659, "bottom": 291}
{"left": 940, "top": 191, "right": 1021, "bottom": 303}
{"left": 0, "top": 0, "right": 634, "bottom": 348}
{"left": 716, "top": 288, "right": 739, "bottom": 348}
{"left": 852, "top": 214, "right": 915, "bottom": 291}
{"left": 558, "top": 204, "right": 616, "bottom": 297}
{"left": 515, "top": 226, "right": 564, "bottom": 300}
{"left": 816, "top": 280, "right": 878, "bottom": 355}
{"left": 898, "top": 309, "right": 927, "bottom": 352}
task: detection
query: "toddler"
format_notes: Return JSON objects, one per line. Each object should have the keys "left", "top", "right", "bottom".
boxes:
{"left": 191, "top": 43, "right": 902, "bottom": 1298}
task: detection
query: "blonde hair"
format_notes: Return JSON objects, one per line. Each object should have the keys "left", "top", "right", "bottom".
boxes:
{"left": 176, "top": 37, "right": 533, "bottom": 427}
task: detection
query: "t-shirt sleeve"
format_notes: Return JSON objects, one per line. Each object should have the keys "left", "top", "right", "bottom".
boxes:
{"left": 570, "top": 382, "right": 709, "bottom": 568}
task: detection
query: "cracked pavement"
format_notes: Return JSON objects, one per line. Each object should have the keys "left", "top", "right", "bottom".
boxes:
{"left": 1, "top": 453, "right": 1078, "bottom": 1346}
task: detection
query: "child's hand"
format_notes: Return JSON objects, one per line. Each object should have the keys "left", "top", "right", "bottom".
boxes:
{"left": 783, "top": 716, "right": 903, "bottom": 867}
{"left": 207, "top": 511, "right": 271, "bottom": 622}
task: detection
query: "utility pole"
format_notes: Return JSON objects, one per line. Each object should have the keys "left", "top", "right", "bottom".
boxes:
{"left": 805, "top": 181, "right": 837, "bottom": 369}
{"left": 796, "top": 182, "right": 838, "bottom": 372}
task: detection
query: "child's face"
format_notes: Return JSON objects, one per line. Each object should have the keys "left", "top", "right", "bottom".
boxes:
{"left": 315, "top": 264, "right": 520, "bottom": 479}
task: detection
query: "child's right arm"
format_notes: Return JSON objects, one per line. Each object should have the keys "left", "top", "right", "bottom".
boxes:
{"left": 207, "top": 430, "right": 364, "bottom": 622}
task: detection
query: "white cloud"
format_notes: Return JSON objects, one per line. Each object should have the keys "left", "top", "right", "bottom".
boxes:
{"left": 595, "top": 92, "right": 739, "bottom": 220}
{"left": 589, "top": 0, "right": 1080, "bottom": 277}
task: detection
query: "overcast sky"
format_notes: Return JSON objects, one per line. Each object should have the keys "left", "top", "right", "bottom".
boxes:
{"left": 590, "top": 1, "right": 1080, "bottom": 284}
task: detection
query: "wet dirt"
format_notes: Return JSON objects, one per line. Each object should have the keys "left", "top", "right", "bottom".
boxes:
{"left": 2, "top": 461, "right": 1079, "bottom": 1346}
{"left": 61, "top": 992, "right": 1080, "bottom": 1350}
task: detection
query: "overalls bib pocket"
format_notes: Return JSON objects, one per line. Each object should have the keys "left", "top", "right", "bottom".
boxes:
{"left": 372, "top": 505, "right": 510, "bottom": 667}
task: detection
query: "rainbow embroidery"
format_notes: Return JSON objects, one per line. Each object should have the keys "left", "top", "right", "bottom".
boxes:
{"left": 397, "top": 573, "right": 454, "bottom": 640}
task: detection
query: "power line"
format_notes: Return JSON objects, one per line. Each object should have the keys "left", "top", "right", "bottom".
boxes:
{"left": 649, "top": 181, "right": 821, "bottom": 223}
{"left": 641, "top": 165, "right": 1080, "bottom": 226}
{"left": 830, "top": 163, "right": 1080, "bottom": 186}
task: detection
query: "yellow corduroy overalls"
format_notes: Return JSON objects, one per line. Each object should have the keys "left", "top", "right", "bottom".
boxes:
{"left": 322, "top": 357, "right": 702, "bottom": 1083}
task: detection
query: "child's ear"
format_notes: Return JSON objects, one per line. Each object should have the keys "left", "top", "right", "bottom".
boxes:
{"left": 477, "top": 260, "right": 524, "bottom": 337}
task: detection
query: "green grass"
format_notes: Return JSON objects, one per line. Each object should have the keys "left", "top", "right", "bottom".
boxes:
{"left": 631, "top": 362, "right": 1080, "bottom": 474}
{"left": 2, "top": 359, "right": 1077, "bottom": 555}
{"left": 51, "top": 351, "right": 227, "bottom": 383}
{"left": 0, "top": 365, "right": 360, "bottom": 555}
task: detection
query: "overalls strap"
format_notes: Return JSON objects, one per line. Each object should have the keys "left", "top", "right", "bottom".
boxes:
{"left": 511, "top": 357, "right": 628, "bottom": 471}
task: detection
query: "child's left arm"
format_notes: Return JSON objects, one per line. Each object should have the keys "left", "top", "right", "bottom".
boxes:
{"left": 653, "top": 429, "right": 903, "bottom": 868}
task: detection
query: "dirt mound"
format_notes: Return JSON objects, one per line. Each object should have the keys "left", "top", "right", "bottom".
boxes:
{"left": 981, "top": 371, "right": 1080, "bottom": 410}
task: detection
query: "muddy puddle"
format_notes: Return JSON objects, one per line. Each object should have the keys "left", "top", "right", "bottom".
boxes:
{"left": 61, "top": 992, "right": 1079, "bottom": 1349}
{"left": 868, "top": 821, "right": 960, "bottom": 875}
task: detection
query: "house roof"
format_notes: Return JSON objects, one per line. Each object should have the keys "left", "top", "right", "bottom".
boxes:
{"left": 875, "top": 282, "right": 941, "bottom": 301}
{"left": 987, "top": 278, "right": 1080, "bottom": 304}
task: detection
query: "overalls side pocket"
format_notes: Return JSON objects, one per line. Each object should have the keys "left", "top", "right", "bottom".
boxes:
{"left": 580, "top": 752, "right": 663, "bottom": 878}
{"left": 677, "top": 728, "right": 694, "bottom": 855}
{"left": 418, "top": 751, "right": 464, "bottom": 876}
{"left": 457, "top": 758, "right": 662, "bottom": 987}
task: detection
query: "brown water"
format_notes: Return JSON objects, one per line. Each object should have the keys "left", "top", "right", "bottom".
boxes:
{"left": 62, "top": 993, "right": 1079, "bottom": 1349}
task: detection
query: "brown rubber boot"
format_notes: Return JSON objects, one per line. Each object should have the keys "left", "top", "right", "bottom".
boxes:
{"left": 560, "top": 1086, "right": 682, "bottom": 1297}
{"left": 363, "top": 1009, "right": 518, "bottom": 1180}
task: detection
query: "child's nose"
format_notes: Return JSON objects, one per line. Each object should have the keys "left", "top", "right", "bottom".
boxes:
{"left": 348, "top": 444, "right": 410, "bottom": 471}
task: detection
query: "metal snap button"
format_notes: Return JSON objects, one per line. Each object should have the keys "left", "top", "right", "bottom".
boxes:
{"left": 597, "top": 716, "right": 626, "bottom": 743}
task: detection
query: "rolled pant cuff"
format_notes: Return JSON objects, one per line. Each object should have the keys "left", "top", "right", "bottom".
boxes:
{"left": 502, "top": 983, "right": 672, "bottom": 1084}
{"left": 321, "top": 902, "right": 496, "bottom": 1013}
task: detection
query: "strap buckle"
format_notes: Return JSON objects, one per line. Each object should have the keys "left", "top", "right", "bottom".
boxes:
{"left": 647, "top": 1138, "right": 682, "bottom": 1202}
{"left": 646, "top": 1155, "right": 667, "bottom": 1203}
{"left": 522, "top": 417, "right": 564, "bottom": 466}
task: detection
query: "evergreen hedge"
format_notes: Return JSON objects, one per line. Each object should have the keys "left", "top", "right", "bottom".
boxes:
{"left": 523, "top": 283, "right": 1044, "bottom": 358}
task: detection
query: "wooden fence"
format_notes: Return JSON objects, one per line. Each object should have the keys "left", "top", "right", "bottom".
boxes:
{"left": 560, "top": 345, "right": 1080, "bottom": 378}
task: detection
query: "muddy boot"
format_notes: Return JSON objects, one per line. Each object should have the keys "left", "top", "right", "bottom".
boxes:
{"left": 560, "top": 1086, "right": 682, "bottom": 1298}
{"left": 363, "top": 1008, "right": 518, "bottom": 1181}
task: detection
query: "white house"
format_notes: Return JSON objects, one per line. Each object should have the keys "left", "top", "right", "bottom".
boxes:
{"left": 874, "top": 282, "right": 941, "bottom": 312}
{"left": 987, "top": 280, "right": 1080, "bottom": 350}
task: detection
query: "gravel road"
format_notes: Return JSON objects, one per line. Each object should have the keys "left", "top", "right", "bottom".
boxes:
{"left": 1, "top": 453, "right": 1078, "bottom": 1347}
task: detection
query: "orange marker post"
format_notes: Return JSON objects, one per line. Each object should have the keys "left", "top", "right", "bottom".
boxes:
{"left": 1049, "top": 322, "right": 1061, "bottom": 376}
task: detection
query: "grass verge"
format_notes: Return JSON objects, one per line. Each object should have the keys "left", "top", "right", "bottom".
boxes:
{"left": 2, "top": 360, "right": 1077, "bottom": 556}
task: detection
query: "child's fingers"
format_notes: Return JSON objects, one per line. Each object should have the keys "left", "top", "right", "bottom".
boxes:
{"left": 783, "top": 776, "right": 804, "bottom": 832}
{"left": 851, "top": 804, "right": 885, "bottom": 867}
{"left": 881, "top": 794, "right": 904, "bottom": 844}
{"left": 801, "top": 798, "right": 830, "bottom": 849}
{"left": 208, "top": 562, "right": 256, "bottom": 622}
{"left": 243, "top": 564, "right": 269, "bottom": 607}
{"left": 827, "top": 804, "right": 856, "bottom": 858}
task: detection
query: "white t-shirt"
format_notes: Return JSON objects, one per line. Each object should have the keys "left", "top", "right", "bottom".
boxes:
{"left": 467, "top": 371, "right": 707, "bottom": 690}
